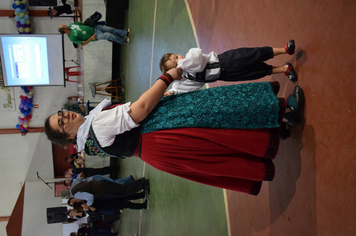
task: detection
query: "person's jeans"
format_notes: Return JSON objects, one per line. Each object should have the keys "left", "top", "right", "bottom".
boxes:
{"left": 91, "top": 175, "right": 133, "bottom": 185}
{"left": 94, "top": 25, "right": 127, "bottom": 44}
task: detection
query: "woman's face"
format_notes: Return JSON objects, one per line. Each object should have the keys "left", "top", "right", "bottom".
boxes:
{"left": 49, "top": 110, "right": 85, "bottom": 140}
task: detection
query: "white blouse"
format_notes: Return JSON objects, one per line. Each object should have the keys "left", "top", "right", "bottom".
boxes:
{"left": 91, "top": 102, "right": 139, "bottom": 147}
{"left": 168, "top": 48, "right": 221, "bottom": 94}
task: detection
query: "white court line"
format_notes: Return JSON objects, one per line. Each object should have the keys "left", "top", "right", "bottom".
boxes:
{"left": 139, "top": 1, "right": 157, "bottom": 235}
{"left": 149, "top": 0, "right": 158, "bottom": 88}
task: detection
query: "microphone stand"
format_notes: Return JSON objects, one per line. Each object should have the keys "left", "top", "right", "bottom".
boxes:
{"left": 37, "top": 172, "right": 54, "bottom": 189}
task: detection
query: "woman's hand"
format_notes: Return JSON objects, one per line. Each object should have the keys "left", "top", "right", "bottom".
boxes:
{"left": 166, "top": 67, "right": 183, "bottom": 80}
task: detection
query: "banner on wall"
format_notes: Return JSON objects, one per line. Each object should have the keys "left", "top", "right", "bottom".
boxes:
{"left": 0, "top": 58, "right": 16, "bottom": 111}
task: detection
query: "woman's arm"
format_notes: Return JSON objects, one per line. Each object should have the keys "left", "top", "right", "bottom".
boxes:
{"left": 129, "top": 68, "right": 182, "bottom": 123}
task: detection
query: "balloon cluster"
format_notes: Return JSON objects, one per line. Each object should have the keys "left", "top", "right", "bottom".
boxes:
{"left": 16, "top": 86, "right": 34, "bottom": 133}
{"left": 12, "top": 0, "right": 32, "bottom": 34}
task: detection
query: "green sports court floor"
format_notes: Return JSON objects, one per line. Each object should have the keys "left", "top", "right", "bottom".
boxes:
{"left": 117, "top": 1, "right": 228, "bottom": 236}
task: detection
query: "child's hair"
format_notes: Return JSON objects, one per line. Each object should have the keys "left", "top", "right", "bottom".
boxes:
{"left": 159, "top": 53, "right": 173, "bottom": 74}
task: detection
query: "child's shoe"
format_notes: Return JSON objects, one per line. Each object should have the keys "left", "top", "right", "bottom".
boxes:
{"left": 285, "top": 39, "right": 295, "bottom": 55}
{"left": 285, "top": 63, "right": 298, "bottom": 82}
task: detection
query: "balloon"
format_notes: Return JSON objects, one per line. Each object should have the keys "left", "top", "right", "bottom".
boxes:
{"left": 20, "top": 19, "right": 25, "bottom": 24}
{"left": 19, "top": 103, "right": 24, "bottom": 108}
{"left": 16, "top": 124, "right": 20, "bottom": 129}
{"left": 21, "top": 129, "right": 26, "bottom": 132}
{"left": 26, "top": 20, "right": 30, "bottom": 25}
{"left": 27, "top": 108, "right": 31, "bottom": 113}
{"left": 25, "top": 127, "right": 29, "bottom": 130}
{"left": 18, "top": 27, "right": 24, "bottom": 33}
{"left": 28, "top": 114, "right": 32, "bottom": 119}
{"left": 24, "top": 88, "right": 29, "bottom": 93}
{"left": 23, "top": 112, "right": 28, "bottom": 116}
{"left": 26, "top": 98, "right": 32, "bottom": 103}
{"left": 15, "top": 8, "right": 21, "bottom": 14}
{"left": 24, "top": 14, "right": 29, "bottom": 20}
{"left": 25, "top": 27, "right": 31, "bottom": 33}
{"left": 22, "top": 0, "right": 27, "bottom": 4}
{"left": 15, "top": 16, "right": 21, "bottom": 21}
{"left": 21, "top": 99, "right": 25, "bottom": 104}
{"left": 22, "top": 8, "right": 27, "bottom": 13}
{"left": 12, "top": 3, "right": 18, "bottom": 9}
{"left": 19, "top": 12, "right": 25, "bottom": 18}
{"left": 19, "top": 4, "right": 26, "bottom": 9}
{"left": 28, "top": 104, "right": 33, "bottom": 108}
{"left": 19, "top": 120, "right": 24, "bottom": 125}
{"left": 15, "top": 1, "right": 21, "bottom": 6}
{"left": 29, "top": 90, "right": 33, "bottom": 94}
{"left": 19, "top": 125, "right": 24, "bottom": 129}
{"left": 26, "top": 86, "right": 32, "bottom": 89}
{"left": 20, "top": 95, "right": 24, "bottom": 99}
{"left": 23, "top": 123, "right": 28, "bottom": 128}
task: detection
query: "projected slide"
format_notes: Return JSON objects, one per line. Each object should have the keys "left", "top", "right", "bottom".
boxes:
{"left": 1, "top": 36, "right": 49, "bottom": 86}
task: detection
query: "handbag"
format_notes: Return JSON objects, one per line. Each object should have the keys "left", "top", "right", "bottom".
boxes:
{"left": 84, "top": 11, "right": 102, "bottom": 27}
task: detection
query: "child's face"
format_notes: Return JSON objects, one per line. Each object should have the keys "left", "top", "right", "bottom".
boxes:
{"left": 165, "top": 54, "right": 186, "bottom": 70}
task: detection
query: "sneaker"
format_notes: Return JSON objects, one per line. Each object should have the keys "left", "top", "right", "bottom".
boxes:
{"left": 126, "top": 28, "right": 131, "bottom": 38}
{"left": 125, "top": 37, "right": 130, "bottom": 44}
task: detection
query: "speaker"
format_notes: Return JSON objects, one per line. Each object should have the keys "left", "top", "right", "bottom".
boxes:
{"left": 28, "top": 0, "right": 57, "bottom": 6}
{"left": 47, "top": 207, "right": 67, "bottom": 224}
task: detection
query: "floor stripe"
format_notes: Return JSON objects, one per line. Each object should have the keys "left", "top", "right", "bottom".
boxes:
{"left": 139, "top": 1, "right": 157, "bottom": 235}
{"left": 184, "top": 0, "right": 200, "bottom": 48}
{"left": 223, "top": 189, "right": 232, "bottom": 236}
{"left": 149, "top": 0, "right": 158, "bottom": 88}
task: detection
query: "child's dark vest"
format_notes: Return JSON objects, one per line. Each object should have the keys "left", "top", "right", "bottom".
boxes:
{"left": 85, "top": 104, "right": 140, "bottom": 159}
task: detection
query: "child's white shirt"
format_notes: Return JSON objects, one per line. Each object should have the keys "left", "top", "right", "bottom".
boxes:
{"left": 168, "top": 48, "right": 220, "bottom": 95}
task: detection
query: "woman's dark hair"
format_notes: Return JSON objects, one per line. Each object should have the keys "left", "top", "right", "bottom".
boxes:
{"left": 44, "top": 115, "right": 76, "bottom": 146}
{"left": 67, "top": 218, "right": 77, "bottom": 223}
{"left": 67, "top": 197, "right": 74, "bottom": 206}
{"left": 73, "top": 202, "right": 83, "bottom": 211}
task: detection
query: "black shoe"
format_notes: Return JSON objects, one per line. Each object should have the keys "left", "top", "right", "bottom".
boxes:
{"left": 285, "top": 63, "right": 298, "bottom": 82}
{"left": 285, "top": 39, "right": 295, "bottom": 55}
{"left": 130, "top": 175, "right": 135, "bottom": 181}
{"left": 143, "top": 179, "right": 150, "bottom": 195}
{"left": 280, "top": 122, "right": 290, "bottom": 140}
{"left": 287, "top": 86, "right": 305, "bottom": 125}
{"left": 143, "top": 199, "right": 149, "bottom": 209}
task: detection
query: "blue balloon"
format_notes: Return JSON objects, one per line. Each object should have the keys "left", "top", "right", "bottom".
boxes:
{"left": 21, "top": 129, "right": 26, "bottom": 132}
{"left": 19, "top": 4, "right": 26, "bottom": 9}
{"left": 28, "top": 104, "right": 33, "bottom": 108}
{"left": 12, "top": 3, "right": 17, "bottom": 9}
{"left": 20, "top": 19, "right": 26, "bottom": 25}
{"left": 27, "top": 108, "right": 31, "bottom": 113}
{"left": 21, "top": 8, "right": 27, "bottom": 13}
{"left": 15, "top": 15, "right": 21, "bottom": 21}
{"left": 23, "top": 112, "right": 28, "bottom": 116}
{"left": 15, "top": 8, "right": 21, "bottom": 14}
{"left": 24, "top": 88, "right": 29, "bottom": 93}
{"left": 16, "top": 124, "right": 20, "bottom": 129}
{"left": 24, "top": 14, "right": 29, "bottom": 20}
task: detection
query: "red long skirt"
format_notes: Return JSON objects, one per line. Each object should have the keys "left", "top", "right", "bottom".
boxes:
{"left": 140, "top": 104, "right": 284, "bottom": 195}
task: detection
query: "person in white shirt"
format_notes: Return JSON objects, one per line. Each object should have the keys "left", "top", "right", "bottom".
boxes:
{"left": 160, "top": 40, "right": 297, "bottom": 95}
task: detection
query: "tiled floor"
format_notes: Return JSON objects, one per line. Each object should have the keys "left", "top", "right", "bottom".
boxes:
{"left": 187, "top": 0, "right": 356, "bottom": 235}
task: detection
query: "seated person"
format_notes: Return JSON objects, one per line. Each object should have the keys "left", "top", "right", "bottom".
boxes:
{"left": 47, "top": 0, "right": 74, "bottom": 18}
